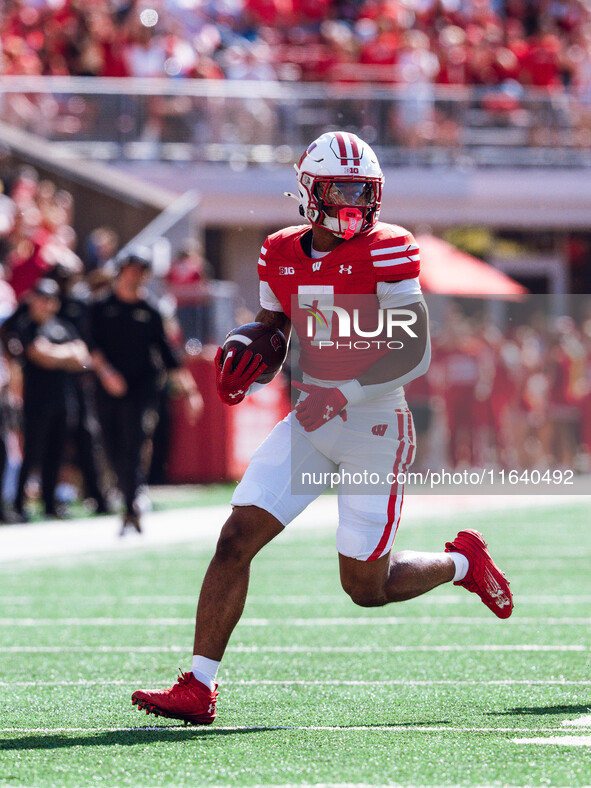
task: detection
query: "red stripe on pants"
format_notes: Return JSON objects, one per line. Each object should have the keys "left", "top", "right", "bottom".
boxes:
{"left": 367, "top": 412, "right": 411, "bottom": 562}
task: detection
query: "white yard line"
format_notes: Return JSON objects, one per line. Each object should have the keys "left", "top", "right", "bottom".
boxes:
{"left": 0, "top": 726, "right": 587, "bottom": 735}
{"left": 1, "top": 616, "right": 590, "bottom": 626}
{"left": 562, "top": 714, "right": 591, "bottom": 727}
{"left": 1, "top": 679, "right": 590, "bottom": 687}
{"left": 0, "top": 644, "right": 586, "bottom": 654}
{"left": 0, "top": 493, "right": 587, "bottom": 565}
{"left": 513, "top": 736, "right": 591, "bottom": 746}
{"left": 2, "top": 593, "right": 591, "bottom": 605}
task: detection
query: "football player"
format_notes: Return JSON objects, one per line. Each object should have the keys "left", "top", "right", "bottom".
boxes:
{"left": 132, "top": 132, "right": 513, "bottom": 725}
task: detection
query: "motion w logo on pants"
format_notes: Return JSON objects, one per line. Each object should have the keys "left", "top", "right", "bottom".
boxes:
{"left": 372, "top": 424, "right": 388, "bottom": 436}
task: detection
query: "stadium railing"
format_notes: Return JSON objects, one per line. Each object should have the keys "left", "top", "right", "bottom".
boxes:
{"left": 114, "top": 188, "right": 238, "bottom": 347}
{"left": 0, "top": 76, "right": 590, "bottom": 168}
{"left": 116, "top": 189, "right": 202, "bottom": 276}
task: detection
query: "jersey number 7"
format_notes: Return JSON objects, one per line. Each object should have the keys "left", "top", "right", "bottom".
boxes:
{"left": 297, "top": 285, "right": 335, "bottom": 346}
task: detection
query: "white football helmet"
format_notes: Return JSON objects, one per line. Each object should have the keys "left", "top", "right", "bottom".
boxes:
{"left": 294, "top": 131, "right": 384, "bottom": 240}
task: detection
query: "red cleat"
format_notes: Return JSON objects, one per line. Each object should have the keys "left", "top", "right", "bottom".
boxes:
{"left": 445, "top": 529, "right": 513, "bottom": 619}
{"left": 132, "top": 672, "right": 218, "bottom": 725}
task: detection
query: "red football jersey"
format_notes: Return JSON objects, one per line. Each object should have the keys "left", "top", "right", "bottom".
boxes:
{"left": 258, "top": 223, "right": 421, "bottom": 380}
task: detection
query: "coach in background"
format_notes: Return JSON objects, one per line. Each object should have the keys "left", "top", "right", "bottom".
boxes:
{"left": 49, "top": 264, "right": 110, "bottom": 514}
{"left": 2, "top": 278, "right": 91, "bottom": 520}
{"left": 90, "top": 247, "right": 202, "bottom": 536}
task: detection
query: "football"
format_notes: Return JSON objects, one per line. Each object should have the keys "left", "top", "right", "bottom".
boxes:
{"left": 222, "top": 322, "right": 288, "bottom": 384}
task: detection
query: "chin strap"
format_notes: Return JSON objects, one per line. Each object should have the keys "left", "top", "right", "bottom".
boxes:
{"left": 339, "top": 207, "right": 363, "bottom": 240}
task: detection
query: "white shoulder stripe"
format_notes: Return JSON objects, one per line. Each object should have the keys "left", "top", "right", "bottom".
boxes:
{"left": 373, "top": 256, "right": 420, "bottom": 268}
{"left": 260, "top": 246, "right": 268, "bottom": 256}
{"left": 370, "top": 244, "right": 419, "bottom": 256}
{"left": 258, "top": 258, "right": 267, "bottom": 266}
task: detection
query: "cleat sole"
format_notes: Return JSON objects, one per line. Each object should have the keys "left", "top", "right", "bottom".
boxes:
{"left": 132, "top": 696, "right": 214, "bottom": 725}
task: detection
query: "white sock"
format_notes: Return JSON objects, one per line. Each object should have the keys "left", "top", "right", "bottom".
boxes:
{"left": 449, "top": 552, "right": 469, "bottom": 582}
{"left": 191, "top": 655, "right": 220, "bottom": 691}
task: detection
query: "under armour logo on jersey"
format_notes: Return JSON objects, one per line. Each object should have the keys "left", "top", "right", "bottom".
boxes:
{"left": 312, "top": 261, "right": 322, "bottom": 272}
{"left": 339, "top": 265, "right": 352, "bottom": 275}
{"left": 372, "top": 424, "right": 388, "bottom": 436}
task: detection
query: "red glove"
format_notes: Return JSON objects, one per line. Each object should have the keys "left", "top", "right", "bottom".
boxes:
{"left": 292, "top": 381, "right": 348, "bottom": 432}
{"left": 215, "top": 347, "right": 267, "bottom": 405}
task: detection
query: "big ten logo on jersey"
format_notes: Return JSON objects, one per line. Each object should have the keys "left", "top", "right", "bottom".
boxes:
{"left": 279, "top": 266, "right": 295, "bottom": 275}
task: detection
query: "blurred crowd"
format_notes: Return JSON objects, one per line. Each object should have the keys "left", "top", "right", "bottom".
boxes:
{"left": 407, "top": 305, "right": 591, "bottom": 473}
{"left": 1, "top": 0, "right": 590, "bottom": 92}
{"left": 2, "top": 0, "right": 591, "bottom": 153}
{"left": 0, "top": 161, "right": 213, "bottom": 331}
{"left": 0, "top": 162, "right": 209, "bottom": 526}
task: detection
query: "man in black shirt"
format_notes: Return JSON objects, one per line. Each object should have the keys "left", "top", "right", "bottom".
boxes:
{"left": 49, "top": 265, "right": 109, "bottom": 514}
{"left": 90, "top": 248, "right": 201, "bottom": 535}
{"left": 3, "top": 278, "right": 91, "bottom": 519}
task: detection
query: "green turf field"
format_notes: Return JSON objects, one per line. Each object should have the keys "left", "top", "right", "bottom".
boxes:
{"left": 1, "top": 500, "right": 590, "bottom": 787}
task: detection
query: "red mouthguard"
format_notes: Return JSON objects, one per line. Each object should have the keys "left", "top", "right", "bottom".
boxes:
{"left": 340, "top": 208, "right": 363, "bottom": 240}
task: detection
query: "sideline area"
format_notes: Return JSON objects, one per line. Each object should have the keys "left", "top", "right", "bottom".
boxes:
{"left": 0, "top": 491, "right": 587, "bottom": 565}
